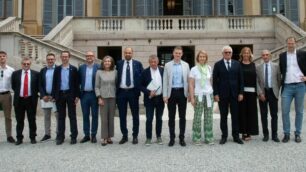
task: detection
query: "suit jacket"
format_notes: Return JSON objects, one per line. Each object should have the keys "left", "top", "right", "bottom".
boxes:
{"left": 140, "top": 66, "right": 164, "bottom": 106}
{"left": 213, "top": 59, "right": 243, "bottom": 99}
{"left": 279, "top": 50, "right": 306, "bottom": 86}
{"left": 256, "top": 62, "right": 281, "bottom": 98}
{"left": 116, "top": 59, "right": 143, "bottom": 97}
{"left": 162, "top": 60, "right": 190, "bottom": 98}
{"left": 78, "top": 63, "right": 100, "bottom": 97}
{"left": 11, "top": 69, "right": 39, "bottom": 106}
{"left": 52, "top": 64, "right": 80, "bottom": 101}
{"left": 39, "top": 65, "right": 57, "bottom": 99}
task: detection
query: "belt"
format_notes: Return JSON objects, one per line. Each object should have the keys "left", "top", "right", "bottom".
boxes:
{"left": 83, "top": 90, "right": 94, "bottom": 93}
{"left": 0, "top": 91, "right": 10, "bottom": 95}
{"left": 286, "top": 82, "right": 303, "bottom": 85}
{"left": 172, "top": 87, "right": 184, "bottom": 91}
{"left": 120, "top": 88, "right": 133, "bottom": 91}
{"left": 60, "top": 90, "right": 70, "bottom": 94}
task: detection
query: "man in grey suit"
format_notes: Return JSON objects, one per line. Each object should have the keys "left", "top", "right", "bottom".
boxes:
{"left": 257, "top": 50, "right": 281, "bottom": 142}
{"left": 163, "top": 46, "right": 190, "bottom": 147}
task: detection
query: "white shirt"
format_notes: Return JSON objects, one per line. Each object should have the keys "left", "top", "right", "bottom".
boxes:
{"left": 264, "top": 62, "right": 272, "bottom": 88}
{"left": 120, "top": 59, "right": 134, "bottom": 88}
{"left": 20, "top": 70, "right": 31, "bottom": 97}
{"left": 150, "top": 67, "right": 162, "bottom": 95}
{"left": 285, "top": 50, "right": 304, "bottom": 84}
{"left": 0, "top": 65, "right": 14, "bottom": 92}
{"left": 223, "top": 59, "right": 231, "bottom": 70}
{"left": 189, "top": 65, "right": 213, "bottom": 95}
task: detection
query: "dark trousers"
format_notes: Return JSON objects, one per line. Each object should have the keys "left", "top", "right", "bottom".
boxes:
{"left": 218, "top": 96, "right": 239, "bottom": 139}
{"left": 80, "top": 91, "right": 99, "bottom": 137}
{"left": 117, "top": 89, "right": 139, "bottom": 138}
{"left": 259, "top": 88, "right": 278, "bottom": 138}
{"left": 56, "top": 92, "right": 78, "bottom": 140}
{"left": 167, "top": 88, "right": 187, "bottom": 140}
{"left": 145, "top": 95, "right": 164, "bottom": 139}
{"left": 15, "top": 97, "right": 37, "bottom": 140}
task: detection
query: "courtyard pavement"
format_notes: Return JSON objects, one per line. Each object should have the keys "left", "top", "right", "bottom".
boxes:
{"left": 0, "top": 102, "right": 305, "bottom": 172}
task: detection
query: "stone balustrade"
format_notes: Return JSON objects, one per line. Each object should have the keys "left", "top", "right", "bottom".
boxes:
{"left": 0, "top": 17, "right": 21, "bottom": 32}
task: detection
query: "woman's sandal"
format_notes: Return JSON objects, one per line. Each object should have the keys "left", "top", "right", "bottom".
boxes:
{"left": 101, "top": 139, "right": 107, "bottom": 146}
{"left": 107, "top": 138, "right": 113, "bottom": 144}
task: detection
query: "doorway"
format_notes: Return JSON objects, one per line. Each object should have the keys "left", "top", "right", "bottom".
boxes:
{"left": 97, "top": 46, "right": 122, "bottom": 65}
{"left": 230, "top": 44, "right": 253, "bottom": 61}
{"left": 163, "top": 0, "right": 183, "bottom": 15}
{"left": 157, "top": 46, "right": 195, "bottom": 67}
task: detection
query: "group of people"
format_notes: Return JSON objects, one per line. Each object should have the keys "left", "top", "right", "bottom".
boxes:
{"left": 0, "top": 36, "right": 305, "bottom": 147}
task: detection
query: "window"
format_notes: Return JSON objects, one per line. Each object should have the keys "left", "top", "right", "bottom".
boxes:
{"left": 0, "top": 0, "right": 13, "bottom": 18}
{"left": 101, "top": 0, "right": 132, "bottom": 16}
{"left": 215, "top": 0, "right": 243, "bottom": 16}
{"left": 136, "top": 0, "right": 160, "bottom": 16}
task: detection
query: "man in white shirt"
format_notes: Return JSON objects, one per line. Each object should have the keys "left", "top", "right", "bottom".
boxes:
{"left": 0, "top": 51, "right": 16, "bottom": 143}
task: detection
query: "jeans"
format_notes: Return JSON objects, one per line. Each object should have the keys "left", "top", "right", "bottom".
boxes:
{"left": 80, "top": 91, "right": 99, "bottom": 137}
{"left": 281, "top": 83, "right": 305, "bottom": 135}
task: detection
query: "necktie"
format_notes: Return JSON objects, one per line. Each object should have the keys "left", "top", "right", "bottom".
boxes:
{"left": 265, "top": 63, "right": 269, "bottom": 88}
{"left": 23, "top": 71, "right": 28, "bottom": 97}
{"left": 226, "top": 61, "right": 231, "bottom": 71}
{"left": 126, "top": 61, "right": 131, "bottom": 87}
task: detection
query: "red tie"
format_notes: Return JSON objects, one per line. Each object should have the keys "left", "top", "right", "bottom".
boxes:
{"left": 23, "top": 71, "right": 28, "bottom": 97}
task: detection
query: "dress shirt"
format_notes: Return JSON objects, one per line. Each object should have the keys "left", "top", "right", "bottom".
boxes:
{"left": 150, "top": 67, "right": 162, "bottom": 95}
{"left": 120, "top": 59, "right": 134, "bottom": 88}
{"left": 0, "top": 65, "right": 14, "bottom": 92}
{"left": 172, "top": 61, "right": 183, "bottom": 88}
{"left": 60, "top": 65, "right": 70, "bottom": 90}
{"left": 285, "top": 50, "right": 304, "bottom": 84}
{"left": 264, "top": 62, "right": 272, "bottom": 88}
{"left": 45, "top": 65, "right": 55, "bottom": 94}
{"left": 84, "top": 65, "right": 93, "bottom": 91}
{"left": 20, "top": 70, "right": 31, "bottom": 97}
{"left": 223, "top": 59, "right": 231, "bottom": 70}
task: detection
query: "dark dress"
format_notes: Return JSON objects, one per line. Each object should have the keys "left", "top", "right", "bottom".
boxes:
{"left": 239, "top": 62, "right": 259, "bottom": 135}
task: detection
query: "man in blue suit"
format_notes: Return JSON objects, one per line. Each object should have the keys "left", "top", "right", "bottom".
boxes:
{"left": 116, "top": 47, "right": 143, "bottom": 144}
{"left": 140, "top": 55, "right": 164, "bottom": 146}
{"left": 78, "top": 51, "right": 100, "bottom": 143}
{"left": 52, "top": 51, "right": 80, "bottom": 145}
{"left": 213, "top": 45, "right": 244, "bottom": 145}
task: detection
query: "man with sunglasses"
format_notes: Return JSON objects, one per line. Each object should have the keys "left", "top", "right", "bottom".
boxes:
{"left": 0, "top": 51, "right": 16, "bottom": 143}
{"left": 11, "top": 57, "right": 39, "bottom": 145}
{"left": 213, "top": 46, "right": 244, "bottom": 145}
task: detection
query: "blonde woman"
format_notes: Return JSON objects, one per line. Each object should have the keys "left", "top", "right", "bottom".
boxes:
{"left": 189, "top": 50, "right": 214, "bottom": 145}
{"left": 95, "top": 56, "right": 117, "bottom": 146}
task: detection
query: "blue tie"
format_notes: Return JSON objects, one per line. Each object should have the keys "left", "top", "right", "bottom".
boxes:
{"left": 126, "top": 61, "right": 131, "bottom": 87}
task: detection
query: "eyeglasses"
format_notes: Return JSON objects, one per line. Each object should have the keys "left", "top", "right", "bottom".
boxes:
{"left": 224, "top": 52, "right": 232, "bottom": 54}
{"left": 23, "top": 63, "right": 30, "bottom": 66}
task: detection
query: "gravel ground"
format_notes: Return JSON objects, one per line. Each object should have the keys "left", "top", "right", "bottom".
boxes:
{"left": 0, "top": 102, "right": 305, "bottom": 172}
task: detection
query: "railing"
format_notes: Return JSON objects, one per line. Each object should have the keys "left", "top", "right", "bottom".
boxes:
{"left": 0, "top": 17, "right": 21, "bottom": 32}
{"left": 228, "top": 17, "right": 253, "bottom": 30}
{"left": 0, "top": 32, "right": 85, "bottom": 70}
{"left": 96, "top": 19, "right": 123, "bottom": 31}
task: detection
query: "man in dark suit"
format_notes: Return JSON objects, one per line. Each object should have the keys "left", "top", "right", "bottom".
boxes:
{"left": 257, "top": 50, "right": 281, "bottom": 142}
{"left": 78, "top": 51, "right": 100, "bottom": 143}
{"left": 39, "top": 53, "right": 58, "bottom": 142}
{"left": 140, "top": 55, "right": 164, "bottom": 146}
{"left": 213, "top": 45, "right": 244, "bottom": 145}
{"left": 116, "top": 47, "right": 143, "bottom": 144}
{"left": 279, "top": 37, "right": 306, "bottom": 143}
{"left": 11, "top": 57, "right": 39, "bottom": 145}
{"left": 52, "top": 51, "right": 80, "bottom": 145}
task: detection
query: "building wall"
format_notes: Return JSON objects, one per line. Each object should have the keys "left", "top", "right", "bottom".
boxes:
{"left": 23, "top": 0, "right": 43, "bottom": 35}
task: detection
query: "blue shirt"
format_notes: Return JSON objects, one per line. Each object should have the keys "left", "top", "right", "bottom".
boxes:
{"left": 60, "top": 66, "right": 70, "bottom": 90}
{"left": 172, "top": 62, "right": 184, "bottom": 88}
{"left": 84, "top": 66, "right": 93, "bottom": 91}
{"left": 45, "top": 65, "right": 55, "bottom": 94}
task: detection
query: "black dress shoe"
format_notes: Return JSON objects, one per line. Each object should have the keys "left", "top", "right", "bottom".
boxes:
{"left": 56, "top": 139, "right": 64, "bottom": 145}
{"left": 295, "top": 135, "right": 302, "bottom": 143}
{"left": 31, "top": 139, "right": 37, "bottom": 144}
{"left": 15, "top": 140, "right": 23, "bottom": 145}
{"left": 132, "top": 137, "right": 138, "bottom": 144}
{"left": 272, "top": 137, "right": 280, "bottom": 142}
{"left": 262, "top": 135, "right": 269, "bottom": 142}
{"left": 282, "top": 135, "right": 290, "bottom": 143}
{"left": 119, "top": 137, "right": 128, "bottom": 144}
{"left": 80, "top": 136, "right": 90, "bottom": 143}
{"left": 219, "top": 138, "right": 227, "bottom": 145}
{"left": 233, "top": 138, "right": 244, "bottom": 144}
{"left": 179, "top": 139, "right": 186, "bottom": 147}
{"left": 71, "top": 138, "right": 77, "bottom": 145}
{"left": 91, "top": 136, "right": 97, "bottom": 143}
{"left": 40, "top": 135, "right": 51, "bottom": 142}
{"left": 168, "top": 139, "right": 175, "bottom": 147}
{"left": 7, "top": 136, "right": 16, "bottom": 143}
